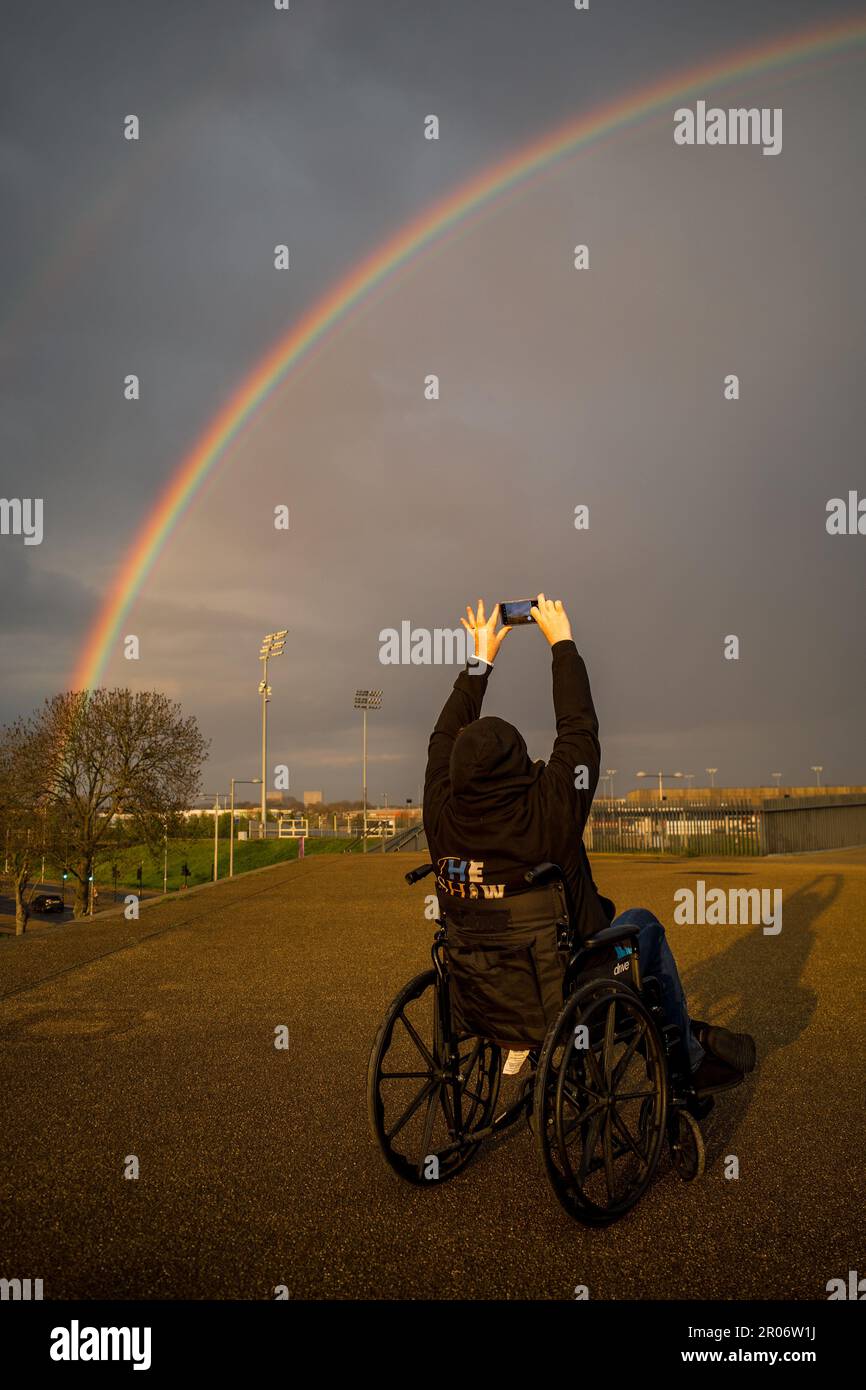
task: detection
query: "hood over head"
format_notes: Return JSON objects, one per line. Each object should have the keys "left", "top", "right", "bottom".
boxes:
{"left": 448, "top": 716, "right": 542, "bottom": 812}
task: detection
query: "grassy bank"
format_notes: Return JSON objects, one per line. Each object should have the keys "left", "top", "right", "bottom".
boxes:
{"left": 93, "top": 836, "right": 349, "bottom": 891}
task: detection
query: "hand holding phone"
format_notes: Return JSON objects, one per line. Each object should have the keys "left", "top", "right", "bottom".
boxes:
{"left": 461, "top": 600, "right": 513, "bottom": 664}
{"left": 530, "top": 594, "right": 572, "bottom": 647}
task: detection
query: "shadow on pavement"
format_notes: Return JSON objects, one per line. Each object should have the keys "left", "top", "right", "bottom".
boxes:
{"left": 680, "top": 871, "right": 842, "bottom": 1167}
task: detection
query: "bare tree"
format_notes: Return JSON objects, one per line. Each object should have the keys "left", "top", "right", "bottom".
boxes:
{"left": 1, "top": 689, "right": 209, "bottom": 919}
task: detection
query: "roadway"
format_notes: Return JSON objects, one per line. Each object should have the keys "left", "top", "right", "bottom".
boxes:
{"left": 0, "top": 849, "right": 862, "bottom": 1299}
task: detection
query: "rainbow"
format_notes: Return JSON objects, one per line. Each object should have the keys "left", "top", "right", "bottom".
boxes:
{"left": 73, "top": 13, "right": 866, "bottom": 690}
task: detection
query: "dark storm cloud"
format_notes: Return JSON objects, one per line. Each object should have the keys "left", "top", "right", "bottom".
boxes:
{"left": 1, "top": 0, "right": 864, "bottom": 795}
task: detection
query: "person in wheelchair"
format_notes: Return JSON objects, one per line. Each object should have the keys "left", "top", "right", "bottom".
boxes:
{"left": 422, "top": 594, "right": 756, "bottom": 1090}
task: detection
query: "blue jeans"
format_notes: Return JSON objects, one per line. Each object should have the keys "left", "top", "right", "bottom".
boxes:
{"left": 611, "top": 908, "right": 704, "bottom": 1072}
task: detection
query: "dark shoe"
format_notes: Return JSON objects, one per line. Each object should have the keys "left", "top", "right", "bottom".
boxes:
{"left": 691, "top": 1020, "right": 756, "bottom": 1074}
{"left": 690, "top": 1053, "right": 743, "bottom": 1096}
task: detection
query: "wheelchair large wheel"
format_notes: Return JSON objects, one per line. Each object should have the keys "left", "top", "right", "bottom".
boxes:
{"left": 367, "top": 969, "right": 502, "bottom": 1186}
{"left": 535, "top": 978, "right": 668, "bottom": 1226}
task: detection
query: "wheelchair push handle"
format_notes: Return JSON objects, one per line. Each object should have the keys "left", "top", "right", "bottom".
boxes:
{"left": 524, "top": 861, "right": 565, "bottom": 887}
{"left": 405, "top": 863, "right": 435, "bottom": 885}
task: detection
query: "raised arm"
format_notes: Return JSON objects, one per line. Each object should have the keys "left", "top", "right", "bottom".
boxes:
{"left": 533, "top": 595, "right": 601, "bottom": 831}
{"left": 423, "top": 601, "right": 511, "bottom": 832}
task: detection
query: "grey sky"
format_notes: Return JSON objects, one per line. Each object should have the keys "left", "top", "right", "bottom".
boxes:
{"left": 2, "top": 0, "right": 864, "bottom": 799}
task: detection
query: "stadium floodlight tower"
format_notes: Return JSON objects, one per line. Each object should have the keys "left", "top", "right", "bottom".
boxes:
{"left": 811, "top": 765, "right": 823, "bottom": 788}
{"left": 259, "top": 630, "right": 288, "bottom": 835}
{"left": 706, "top": 767, "right": 718, "bottom": 789}
{"left": 354, "top": 690, "right": 383, "bottom": 853}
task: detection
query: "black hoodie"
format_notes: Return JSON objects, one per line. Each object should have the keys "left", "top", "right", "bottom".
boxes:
{"left": 423, "top": 639, "right": 614, "bottom": 941}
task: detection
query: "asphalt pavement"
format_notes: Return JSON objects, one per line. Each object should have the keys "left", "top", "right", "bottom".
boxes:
{"left": 0, "top": 849, "right": 862, "bottom": 1300}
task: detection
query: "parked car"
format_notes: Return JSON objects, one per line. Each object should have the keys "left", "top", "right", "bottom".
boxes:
{"left": 31, "top": 892, "right": 64, "bottom": 914}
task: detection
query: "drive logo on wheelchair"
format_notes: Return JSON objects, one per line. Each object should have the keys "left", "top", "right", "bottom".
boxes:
{"left": 613, "top": 945, "right": 633, "bottom": 977}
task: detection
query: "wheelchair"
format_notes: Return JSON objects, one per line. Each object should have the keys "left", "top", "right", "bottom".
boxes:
{"left": 367, "top": 861, "right": 746, "bottom": 1226}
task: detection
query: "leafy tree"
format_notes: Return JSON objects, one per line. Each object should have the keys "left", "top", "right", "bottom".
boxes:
{"left": 1, "top": 689, "right": 209, "bottom": 919}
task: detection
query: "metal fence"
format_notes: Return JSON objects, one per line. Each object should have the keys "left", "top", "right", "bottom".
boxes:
{"left": 385, "top": 798, "right": 866, "bottom": 857}
{"left": 585, "top": 796, "right": 866, "bottom": 856}
{"left": 585, "top": 802, "right": 763, "bottom": 856}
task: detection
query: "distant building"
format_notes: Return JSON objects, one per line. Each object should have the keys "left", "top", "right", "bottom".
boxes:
{"left": 303, "top": 791, "right": 323, "bottom": 806}
{"left": 623, "top": 785, "right": 866, "bottom": 805}
{"left": 368, "top": 804, "right": 423, "bottom": 823}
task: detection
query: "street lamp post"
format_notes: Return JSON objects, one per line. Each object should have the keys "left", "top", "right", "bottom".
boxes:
{"left": 706, "top": 767, "right": 718, "bottom": 789}
{"left": 354, "top": 690, "right": 383, "bottom": 852}
{"left": 230, "top": 777, "right": 262, "bottom": 877}
{"left": 195, "top": 794, "right": 224, "bottom": 882}
{"left": 811, "top": 765, "right": 823, "bottom": 788}
{"left": 636, "top": 770, "right": 685, "bottom": 802}
{"left": 259, "top": 630, "right": 288, "bottom": 840}
{"left": 605, "top": 769, "right": 617, "bottom": 803}
{"left": 771, "top": 772, "right": 782, "bottom": 789}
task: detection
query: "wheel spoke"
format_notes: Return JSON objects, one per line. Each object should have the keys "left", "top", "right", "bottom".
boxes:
{"left": 610, "top": 1108, "right": 649, "bottom": 1168}
{"left": 602, "top": 1001, "right": 617, "bottom": 1086}
{"left": 611, "top": 1017, "right": 646, "bottom": 1087}
{"left": 462, "top": 1086, "right": 485, "bottom": 1106}
{"left": 562, "top": 1064, "right": 604, "bottom": 1104}
{"left": 438, "top": 1075, "right": 458, "bottom": 1133}
{"left": 386, "top": 1079, "right": 435, "bottom": 1141}
{"left": 602, "top": 1113, "right": 617, "bottom": 1199}
{"left": 561, "top": 1083, "right": 605, "bottom": 1123}
{"left": 560, "top": 1095, "right": 605, "bottom": 1144}
{"left": 583, "top": 1038, "right": 605, "bottom": 1093}
{"left": 398, "top": 1011, "right": 435, "bottom": 1069}
{"left": 379, "top": 1070, "right": 432, "bottom": 1080}
{"left": 577, "top": 1109, "right": 605, "bottom": 1184}
{"left": 417, "top": 1084, "right": 441, "bottom": 1175}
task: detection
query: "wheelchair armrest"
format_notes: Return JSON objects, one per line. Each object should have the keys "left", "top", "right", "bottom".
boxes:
{"left": 582, "top": 922, "right": 641, "bottom": 950}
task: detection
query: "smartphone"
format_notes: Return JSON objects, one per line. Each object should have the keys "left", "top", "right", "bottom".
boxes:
{"left": 499, "top": 599, "right": 537, "bottom": 626}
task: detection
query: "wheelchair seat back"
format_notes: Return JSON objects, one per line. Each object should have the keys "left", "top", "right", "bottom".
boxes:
{"left": 443, "top": 883, "right": 571, "bottom": 1046}
{"left": 443, "top": 882, "right": 639, "bottom": 1046}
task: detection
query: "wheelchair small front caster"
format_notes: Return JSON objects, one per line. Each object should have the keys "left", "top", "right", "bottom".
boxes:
{"left": 669, "top": 1110, "right": 705, "bottom": 1182}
